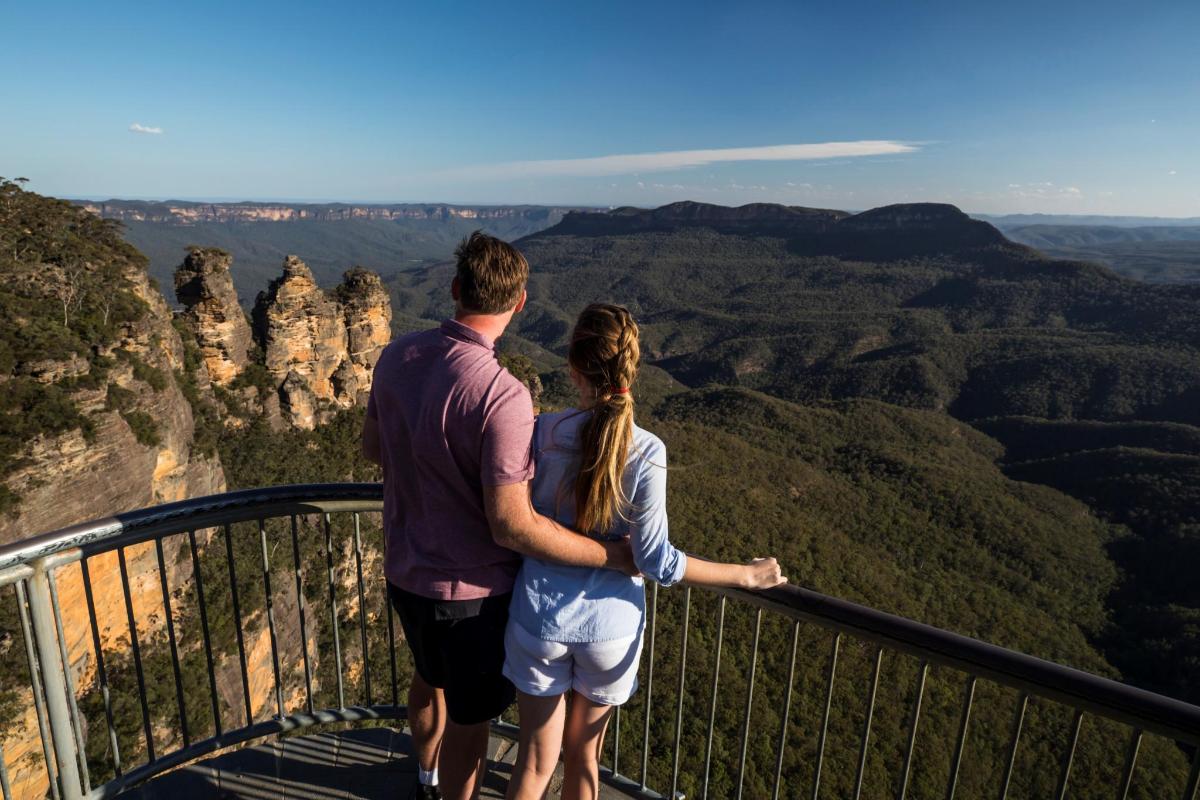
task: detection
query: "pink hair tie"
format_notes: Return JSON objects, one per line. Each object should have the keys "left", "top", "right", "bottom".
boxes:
{"left": 613, "top": 387, "right": 631, "bottom": 394}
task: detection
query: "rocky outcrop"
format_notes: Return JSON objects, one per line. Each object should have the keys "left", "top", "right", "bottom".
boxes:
{"left": 336, "top": 268, "right": 392, "bottom": 406}
{"left": 174, "top": 247, "right": 255, "bottom": 386}
{"left": 253, "top": 256, "right": 348, "bottom": 428}
{"left": 251, "top": 257, "right": 391, "bottom": 429}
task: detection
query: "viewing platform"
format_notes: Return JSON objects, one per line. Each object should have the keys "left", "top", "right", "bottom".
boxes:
{"left": 0, "top": 484, "right": 1197, "bottom": 800}
{"left": 116, "top": 727, "right": 624, "bottom": 799}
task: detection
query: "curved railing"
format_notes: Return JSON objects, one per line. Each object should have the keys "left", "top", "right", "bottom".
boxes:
{"left": 0, "top": 484, "right": 1196, "bottom": 800}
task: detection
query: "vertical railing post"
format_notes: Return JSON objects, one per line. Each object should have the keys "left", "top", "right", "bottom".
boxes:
{"left": 26, "top": 560, "right": 83, "bottom": 800}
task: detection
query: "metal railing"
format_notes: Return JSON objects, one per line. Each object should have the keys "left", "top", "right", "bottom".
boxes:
{"left": 0, "top": 484, "right": 1196, "bottom": 800}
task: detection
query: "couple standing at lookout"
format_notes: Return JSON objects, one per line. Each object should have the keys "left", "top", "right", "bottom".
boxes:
{"left": 361, "top": 232, "right": 786, "bottom": 800}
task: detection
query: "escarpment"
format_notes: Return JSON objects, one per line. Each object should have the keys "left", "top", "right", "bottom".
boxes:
{"left": 0, "top": 237, "right": 227, "bottom": 545}
{"left": 0, "top": 183, "right": 227, "bottom": 798}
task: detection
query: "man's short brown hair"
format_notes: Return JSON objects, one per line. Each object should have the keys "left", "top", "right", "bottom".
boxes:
{"left": 454, "top": 231, "right": 529, "bottom": 314}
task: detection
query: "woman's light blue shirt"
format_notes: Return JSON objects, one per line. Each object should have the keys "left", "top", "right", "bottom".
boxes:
{"left": 509, "top": 409, "right": 687, "bottom": 643}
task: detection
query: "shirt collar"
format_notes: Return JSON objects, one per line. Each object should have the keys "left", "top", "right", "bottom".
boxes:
{"left": 440, "top": 318, "right": 495, "bottom": 350}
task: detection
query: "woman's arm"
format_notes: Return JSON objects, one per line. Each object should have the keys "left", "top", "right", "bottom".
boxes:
{"left": 682, "top": 554, "right": 786, "bottom": 590}
{"left": 626, "top": 438, "right": 688, "bottom": 585}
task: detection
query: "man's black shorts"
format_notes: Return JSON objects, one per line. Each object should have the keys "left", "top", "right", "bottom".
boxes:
{"left": 387, "top": 583, "right": 516, "bottom": 725}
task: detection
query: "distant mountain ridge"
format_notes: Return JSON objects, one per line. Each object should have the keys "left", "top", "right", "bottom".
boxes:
{"left": 75, "top": 200, "right": 597, "bottom": 305}
{"left": 547, "top": 200, "right": 1014, "bottom": 258}
{"left": 1005, "top": 224, "right": 1200, "bottom": 248}
{"left": 76, "top": 199, "right": 594, "bottom": 225}
{"left": 977, "top": 212, "right": 1200, "bottom": 229}
{"left": 1002, "top": 224, "right": 1200, "bottom": 284}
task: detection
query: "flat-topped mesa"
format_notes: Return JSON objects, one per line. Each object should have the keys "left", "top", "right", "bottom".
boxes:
{"left": 550, "top": 201, "right": 849, "bottom": 237}
{"left": 541, "top": 201, "right": 1012, "bottom": 259}
{"left": 839, "top": 202, "right": 1006, "bottom": 240}
{"left": 252, "top": 256, "right": 391, "bottom": 429}
{"left": 173, "top": 247, "right": 255, "bottom": 386}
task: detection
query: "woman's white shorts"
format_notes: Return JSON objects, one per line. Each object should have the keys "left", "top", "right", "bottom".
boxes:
{"left": 502, "top": 620, "right": 644, "bottom": 706}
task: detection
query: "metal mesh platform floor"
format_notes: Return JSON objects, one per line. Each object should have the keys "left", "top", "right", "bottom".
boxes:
{"left": 115, "top": 726, "right": 629, "bottom": 799}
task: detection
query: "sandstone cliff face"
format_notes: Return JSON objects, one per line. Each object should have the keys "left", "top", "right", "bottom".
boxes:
{"left": 0, "top": 263, "right": 226, "bottom": 542}
{"left": 0, "top": 256, "right": 226, "bottom": 800}
{"left": 250, "top": 257, "right": 391, "bottom": 429}
{"left": 174, "top": 247, "right": 255, "bottom": 386}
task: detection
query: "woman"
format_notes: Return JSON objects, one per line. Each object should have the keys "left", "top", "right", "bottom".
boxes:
{"left": 503, "top": 303, "right": 787, "bottom": 800}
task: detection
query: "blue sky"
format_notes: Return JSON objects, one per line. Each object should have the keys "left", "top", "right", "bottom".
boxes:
{"left": 2, "top": 0, "right": 1197, "bottom": 215}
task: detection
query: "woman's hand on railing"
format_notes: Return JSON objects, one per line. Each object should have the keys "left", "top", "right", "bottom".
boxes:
{"left": 740, "top": 557, "right": 787, "bottom": 589}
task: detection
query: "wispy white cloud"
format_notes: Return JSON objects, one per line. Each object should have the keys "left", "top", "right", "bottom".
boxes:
{"left": 1005, "top": 182, "right": 1084, "bottom": 201}
{"left": 442, "top": 140, "right": 918, "bottom": 180}
{"left": 129, "top": 122, "right": 164, "bottom": 135}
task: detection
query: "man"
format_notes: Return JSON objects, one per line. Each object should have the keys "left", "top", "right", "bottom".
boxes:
{"left": 362, "top": 231, "right": 634, "bottom": 800}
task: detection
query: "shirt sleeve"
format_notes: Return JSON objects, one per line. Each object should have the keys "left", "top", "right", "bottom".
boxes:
{"left": 480, "top": 378, "right": 537, "bottom": 487}
{"left": 629, "top": 438, "right": 687, "bottom": 586}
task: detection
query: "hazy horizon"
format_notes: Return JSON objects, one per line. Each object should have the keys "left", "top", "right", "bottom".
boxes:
{"left": 63, "top": 194, "right": 1200, "bottom": 223}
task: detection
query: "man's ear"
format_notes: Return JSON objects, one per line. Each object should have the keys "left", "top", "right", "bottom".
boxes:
{"left": 514, "top": 289, "right": 528, "bottom": 314}
{"left": 451, "top": 276, "right": 461, "bottom": 302}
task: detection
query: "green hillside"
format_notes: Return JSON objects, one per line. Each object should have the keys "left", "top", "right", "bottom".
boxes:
{"left": 637, "top": 389, "right": 1190, "bottom": 799}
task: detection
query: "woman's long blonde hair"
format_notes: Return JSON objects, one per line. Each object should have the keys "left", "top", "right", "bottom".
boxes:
{"left": 569, "top": 303, "right": 641, "bottom": 535}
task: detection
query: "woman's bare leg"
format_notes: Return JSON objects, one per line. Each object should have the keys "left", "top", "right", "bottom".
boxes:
{"left": 506, "top": 691, "right": 567, "bottom": 800}
{"left": 560, "top": 691, "right": 615, "bottom": 800}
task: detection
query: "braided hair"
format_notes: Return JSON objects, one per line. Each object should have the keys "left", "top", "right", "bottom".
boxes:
{"left": 568, "top": 303, "right": 641, "bottom": 535}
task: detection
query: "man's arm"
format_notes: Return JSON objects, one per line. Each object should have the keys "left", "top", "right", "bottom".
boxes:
{"left": 361, "top": 412, "right": 381, "bottom": 465}
{"left": 484, "top": 482, "right": 635, "bottom": 574}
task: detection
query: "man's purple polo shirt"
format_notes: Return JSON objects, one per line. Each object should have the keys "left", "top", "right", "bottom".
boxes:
{"left": 367, "top": 319, "right": 536, "bottom": 600}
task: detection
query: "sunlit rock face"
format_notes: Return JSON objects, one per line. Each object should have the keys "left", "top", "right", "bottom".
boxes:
{"left": 337, "top": 268, "right": 393, "bottom": 406}
{"left": 173, "top": 247, "right": 255, "bottom": 386}
{"left": 0, "top": 263, "right": 226, "bottom": 545}
{"left": 0, "top": 261, "right": 225, "bottom": 800}
{"left": 252, "top": 257, "right": 391, "bottom": 428}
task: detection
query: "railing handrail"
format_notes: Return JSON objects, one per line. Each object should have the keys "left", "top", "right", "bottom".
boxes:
{"left": 722, "top": 584, "right": 1200, "bottom": 746}
{"left": 4, "top": 483, "right": 1199, "bottom": 799}
{"left": 0, "top": 483, "right": 384, "bottom": 573}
